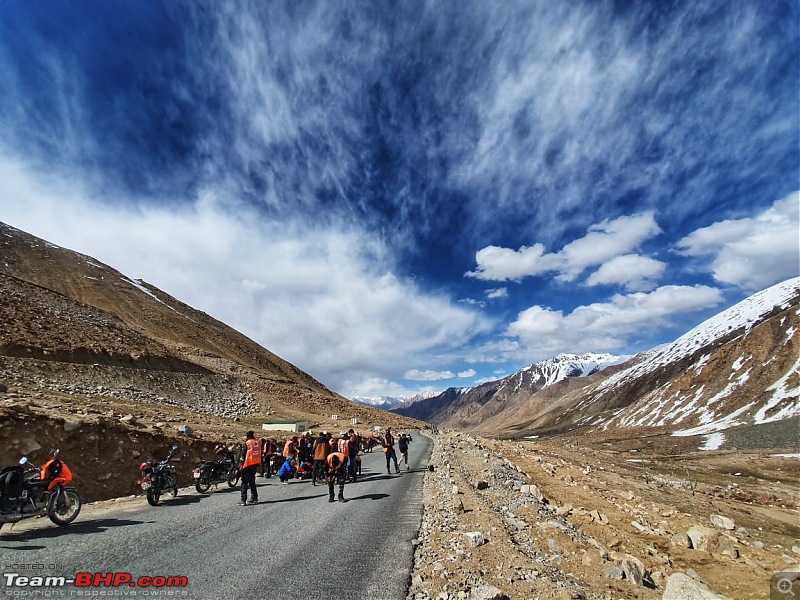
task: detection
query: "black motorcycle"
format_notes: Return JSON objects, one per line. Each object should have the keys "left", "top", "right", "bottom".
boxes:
{"left": 139, "top": 444, "right": 179, "bottom": 506}
{"left": 0, "top": 450, "right": 82, "bottom": 529}
{"left": 193, "top": 445, "right": 239, "bottom": 493}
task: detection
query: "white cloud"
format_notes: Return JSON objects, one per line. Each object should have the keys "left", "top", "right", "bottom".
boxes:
{"left": 466, "top": 243, "right": 553, "bottom": 281}
{"left": 467, "top": 212, "right": 662, "bottom": 283}
{"left": 458, "top": 369, "right": 476, "bottom": 378}
{"left": 676, "top": 192, "right": 800, "bottom": 291}
{"left": 0, "top": 155, "right": 492, "bottom": 397}
{"left": 403, "top": 369, "right": 455, "bottom": 381}
{"left": 505, "top": 284, "right": 723, "bottom": 359}
{"left": 557, "top": 213, "right": 662, "bottom": 281}
{"left": 485, "top": 287, "right": 509, "bottom": 299}
{"left": 340, "top": 377, "right": 409, "bottom": 399}
{"left": 586, "top": 254, "right": 666, "bottom": 291}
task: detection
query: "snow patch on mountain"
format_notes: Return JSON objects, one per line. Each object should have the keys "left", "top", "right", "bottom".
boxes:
{"left": 598, "top": 277, "right": 800, "bottom": 395}
{"left": 351, "top": 389, "right": 444, "bottom": 410}
{"left": 527, "top": 353, "right": 630, "bottom": 387}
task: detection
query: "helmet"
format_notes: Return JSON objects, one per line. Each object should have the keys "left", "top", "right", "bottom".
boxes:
{"left": 214, "top": 444, "right": 226, "bottom": 455}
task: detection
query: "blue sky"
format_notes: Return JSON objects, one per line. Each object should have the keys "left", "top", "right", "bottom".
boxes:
{"left": 0, "top": 1, "right": 798, "bottom": 399}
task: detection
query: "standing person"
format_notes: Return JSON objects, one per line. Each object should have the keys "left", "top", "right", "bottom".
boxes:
{"left": 283, "top": 436, "right": 298, "bottom": 461}
{"left": 261, "top": 438, "right": 277, "bottom": 478}
{"left": 312, "top": 431, "right": 330, "bottom": 487}
{"left": 297, "top": 432, "right": 311, "bottom": 464}
{"left": 325, "top": 452, "right": 348, "bottom": 503}
{"left": 383, "top": 428, "right": 400, "bottom": 474}
{"left": 336, "top": 432, "right": 350, "bottom": 479}
{"left": 347, "top": 430, "right": 360, "bottom": 483}
{"left": 398, "top": 433, "right": 412, "bottom": 471}
{"left": 238, "top": 431, "right": 261, "bottom": 506}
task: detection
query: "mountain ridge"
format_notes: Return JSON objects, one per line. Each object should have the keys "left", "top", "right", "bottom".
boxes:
{"left": 392, "top": 278, "right": 800, "bottom": 446}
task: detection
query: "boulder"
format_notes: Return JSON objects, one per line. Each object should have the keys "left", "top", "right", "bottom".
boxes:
{"left": 473, "top": 585, "right": 509, "bottom": 600}
{"left": 63, "top": 418, "right": 83, "bottom": 432}
{"left": 710, "top": 515, "right": 735, "bottom": 530}
{"left": 621, "top": 555, "right": 646, "bottom": 586}
{"left": 687, "top": 526, "right": 739, "bottom": 559}
{"left": 662, "top": 573, "right": 726, "bottom": 599}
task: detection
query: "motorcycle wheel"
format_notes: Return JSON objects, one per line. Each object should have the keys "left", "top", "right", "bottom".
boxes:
{"left": 48, "top": 488, "right": 82, "bottom": 526}
{"left": 227, "top": 470, "right": 240, "bottom": 488}
{"left": 195, "top": 479, "right": 211, "bottom": 494}
{"left": 170, "top": 475, "right": 178, "bottom": 497}
{"left": 146, "top": 487, "right": 161, "bottom": 506}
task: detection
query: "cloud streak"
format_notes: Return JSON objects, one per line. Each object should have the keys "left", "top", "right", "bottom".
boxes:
{"left": 0, "top": 0, "right": 796, "bottom": 398}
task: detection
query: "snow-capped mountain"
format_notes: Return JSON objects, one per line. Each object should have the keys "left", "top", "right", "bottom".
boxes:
{"left": 516, "top": 353, "right": 629, "bottom": 388}
{"left": 392, "top": 277, "right": 799, "bottom": 446}
{"left": 590, "top": 276, "right": 800, "bottom": 435}
{"left": 351, "top": 390, "right": 441, "bottom": 410}
{"left": 391, "top": 352, "right": 627, "bottom": 426}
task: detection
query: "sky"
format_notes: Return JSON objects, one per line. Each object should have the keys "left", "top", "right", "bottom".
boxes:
{"left": 0, "top": 1, "right": 798, "bottom": 400}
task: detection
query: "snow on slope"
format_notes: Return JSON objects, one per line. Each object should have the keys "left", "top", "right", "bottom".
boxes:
{"left": 596, "top": 277, "right": 800, "bottom": 394}
{"left": 527, "top": 353, "right": 630, "bottom": 387}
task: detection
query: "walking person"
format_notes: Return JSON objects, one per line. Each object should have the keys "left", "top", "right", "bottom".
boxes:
{"left": 238, "top": 430, "right": 261, "bottom": 506}
{"left": 383, "top": 428, "right": 400, "bottom": 474}
{"left": 398, "top": 433, "right": 412, "bottom": 471}
{"left": 326, "top": 452, "right": 348, "bottom": 503}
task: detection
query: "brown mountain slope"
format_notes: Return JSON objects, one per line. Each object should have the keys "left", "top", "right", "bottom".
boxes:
{"left": 0, "top": 222, "right": 423, "bottom": 500}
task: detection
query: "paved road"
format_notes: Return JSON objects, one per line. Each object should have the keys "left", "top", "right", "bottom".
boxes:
{"left": 0, "top": 435, "right": 432, "bottom": 600}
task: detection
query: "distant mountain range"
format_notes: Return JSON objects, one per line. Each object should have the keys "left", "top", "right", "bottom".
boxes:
{"left": 385, "top": 278, "right": 800, "bottom": 445}
{"left": 351, "top": 390, "right": 441, "bottom": 410}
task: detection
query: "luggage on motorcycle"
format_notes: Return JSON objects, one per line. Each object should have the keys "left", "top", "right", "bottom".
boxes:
{"left": 0, "top": 466, "right": 24, "bottom": 511}
{"left": 0, "top": 466, "right": 23, "bottom": 497}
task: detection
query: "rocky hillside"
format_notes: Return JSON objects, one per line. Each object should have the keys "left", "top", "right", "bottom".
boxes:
{"left": 0, "top": 222, "right": 423, "bottom": 500}
{"left": 410, "top": 430, "right": 800, "bottom": 600}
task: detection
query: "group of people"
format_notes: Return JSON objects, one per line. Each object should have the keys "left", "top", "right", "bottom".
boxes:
{"left": 235, "top": 428, "right": 413, "bottom": 505}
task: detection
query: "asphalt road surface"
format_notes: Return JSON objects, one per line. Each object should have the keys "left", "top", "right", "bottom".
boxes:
{"left": 0, "top": 434, "right": 432, "bottom": 600}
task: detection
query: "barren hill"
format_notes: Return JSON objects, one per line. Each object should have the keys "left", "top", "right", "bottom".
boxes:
{"left": 0, "top": 222, "right": 422, "bottom": 500}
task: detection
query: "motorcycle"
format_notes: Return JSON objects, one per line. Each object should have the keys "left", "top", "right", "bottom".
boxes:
{"left": 139, "top": 444, "right": 179, "bottom": 506}
{"left": 0, "top": 449, "right": 82, "bottom": 528}
{"left": 193, "top": 445, "right": 239, "bottom": 493}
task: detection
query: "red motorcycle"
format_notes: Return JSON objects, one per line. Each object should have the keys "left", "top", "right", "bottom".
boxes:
{"left": 0, "top": 449, "right": 82, "bottom": 529}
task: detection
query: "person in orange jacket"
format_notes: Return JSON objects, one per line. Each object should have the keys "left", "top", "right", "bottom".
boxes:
{"left": 326, "top": 452, "right": 348, "bottom": 503}
{"left": 238, "top": 431, "right": 261, "bottom": 506}
{"left": 312, "top": 432, "right": 331, "bottom": 486}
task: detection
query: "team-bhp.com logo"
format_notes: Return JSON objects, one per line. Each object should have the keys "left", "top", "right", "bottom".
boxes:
{"left": 4, "top": 572, "right": 188, "bottom": 593}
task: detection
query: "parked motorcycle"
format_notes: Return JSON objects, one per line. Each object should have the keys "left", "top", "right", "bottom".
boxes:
{"left": 139, "top": 444, "right": 179, "bottom": 506}
{"left": 193, "top": 445, "right": 239, "bottom": 493}
{"left": 0, "top": 449, "right": 82, "bottom": 528}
